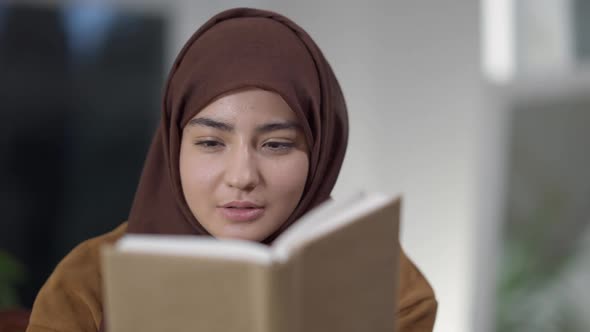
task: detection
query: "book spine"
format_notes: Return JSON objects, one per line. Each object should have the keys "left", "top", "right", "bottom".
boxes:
{"left": 251, "top": 260, "right": 301, "bottom": 332}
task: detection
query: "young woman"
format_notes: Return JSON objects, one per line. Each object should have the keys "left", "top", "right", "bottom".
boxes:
{"left": 26, "top": 8, "right": 437, "bottom": 332}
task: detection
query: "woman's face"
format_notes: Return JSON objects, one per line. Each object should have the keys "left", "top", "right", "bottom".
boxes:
{"left": 180, "top": 88, "right": 309, "bottom": 241}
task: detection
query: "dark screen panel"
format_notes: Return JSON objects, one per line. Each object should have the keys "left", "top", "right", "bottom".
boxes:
{"left": 0, "top": 3, "right": 165, "bottom": 307}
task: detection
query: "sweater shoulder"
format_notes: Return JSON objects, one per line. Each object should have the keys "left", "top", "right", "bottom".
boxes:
{"left": 27, "top": 222, "right": 128, "bottom": 332}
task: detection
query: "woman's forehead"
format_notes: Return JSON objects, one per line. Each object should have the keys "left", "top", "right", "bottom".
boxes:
{"left": 194, "top": 88, "right": 300, "bottom": 123}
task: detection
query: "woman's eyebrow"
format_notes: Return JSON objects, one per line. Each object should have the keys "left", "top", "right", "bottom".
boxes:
{"left": 187, "top": 118, "right": 301, "bottom": 133}
{"left": 256, "top": 121, "right": 302, "bottom": 134}
{"left": 187, "top": 117, "right": 233, "bottom": 132}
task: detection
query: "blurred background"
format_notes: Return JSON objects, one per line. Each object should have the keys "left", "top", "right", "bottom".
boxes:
{"left": 0, "top": 1, "right": 589, "bottom": 331}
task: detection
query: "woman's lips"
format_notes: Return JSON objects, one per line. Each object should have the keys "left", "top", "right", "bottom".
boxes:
{"left": 218, "top": 207, "right": 265, "bottom": 222}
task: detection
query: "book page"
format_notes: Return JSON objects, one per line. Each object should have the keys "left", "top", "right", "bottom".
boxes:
{"left": 271, "top": 192, "right": 365, "bottom": 255}
{"left": 272, "top": 192, "right": 393, "bottom": 261}
{"left": 292, "top": 197, "right": 400, "bottom": 332}
{"left": 117, "top": 234, "right": 273, "bottom": 265}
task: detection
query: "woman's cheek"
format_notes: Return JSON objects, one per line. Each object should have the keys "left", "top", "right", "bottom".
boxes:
{"left": 267, "top": 152, "right": 309, "bottom": 195}
{"left": 184, "top": 156, "right": 223, "bottom": 188}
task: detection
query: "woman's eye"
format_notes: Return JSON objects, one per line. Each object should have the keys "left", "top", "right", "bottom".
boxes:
{"left": 194, "top": 140, "right": 224, "bottom": 149}
{"left": 262, "top": 141, "right": 295, "bottom": 152}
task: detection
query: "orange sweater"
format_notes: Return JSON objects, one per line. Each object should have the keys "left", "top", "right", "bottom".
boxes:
{"left": 26, "top": 222, "right": 437, "bottom": 332}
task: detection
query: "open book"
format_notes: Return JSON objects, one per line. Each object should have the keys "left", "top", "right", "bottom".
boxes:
{"left": 101, "top": 192, "right": 401, "bottom": 332}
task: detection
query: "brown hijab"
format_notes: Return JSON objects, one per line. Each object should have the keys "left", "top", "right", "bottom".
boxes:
{"left": 126, "top": 7, "right": 348, "bottom": 243}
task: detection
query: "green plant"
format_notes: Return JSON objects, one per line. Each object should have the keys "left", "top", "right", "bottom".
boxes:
{"left": 0, "top": 250, "right": 26, "bottom": 309}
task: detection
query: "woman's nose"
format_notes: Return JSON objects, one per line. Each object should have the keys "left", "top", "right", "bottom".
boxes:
{"left": 224, "top": 146, "right": 260, "bottom": 191}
